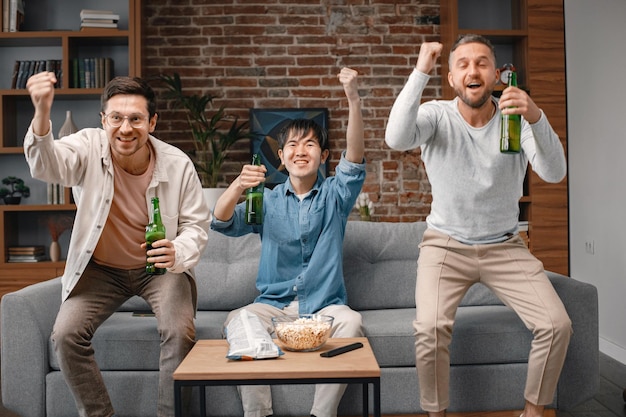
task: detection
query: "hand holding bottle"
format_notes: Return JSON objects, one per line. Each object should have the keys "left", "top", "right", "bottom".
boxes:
{"left": 144, "top": 197, "right": 175, "bottom": 274}
{"left": 245, "top": 154, "right": 265, "bottom": 225}
{"left": 498, "top": 77, "right": 542, "bottom": 124}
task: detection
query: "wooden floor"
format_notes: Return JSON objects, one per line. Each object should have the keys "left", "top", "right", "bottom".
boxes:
{"left": 0, "top": 354, "right": 623, "bottom": 417}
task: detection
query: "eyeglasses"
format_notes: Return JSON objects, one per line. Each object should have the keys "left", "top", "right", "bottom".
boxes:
{"left": 102, "top": 112, "right": 149, "bottom": 128}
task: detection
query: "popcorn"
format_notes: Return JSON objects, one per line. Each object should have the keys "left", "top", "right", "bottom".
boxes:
{"left": 272, "top": 315, "right": 333, "bottom": 351}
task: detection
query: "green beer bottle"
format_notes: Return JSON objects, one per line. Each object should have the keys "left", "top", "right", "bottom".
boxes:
{"left": 245, "top": 154, "right": 264, "bottom": 225}
{"left": 500, "top": 67, "right": 521, "bottom": 154}
{"left": 145, "top": 197, "right": 166, "bottom": 275}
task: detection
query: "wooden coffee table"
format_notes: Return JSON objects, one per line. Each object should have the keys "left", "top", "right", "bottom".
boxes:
{"left": 173, "top": 337, "right": 380, "bottom": 417}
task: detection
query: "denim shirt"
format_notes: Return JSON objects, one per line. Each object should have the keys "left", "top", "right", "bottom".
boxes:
{"left": 211, "top": 154, "right": 366, "bottom": 314}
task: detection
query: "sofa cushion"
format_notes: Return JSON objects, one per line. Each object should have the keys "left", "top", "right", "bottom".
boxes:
{"left": 48, "top": 311, "right": 230, "bottom": 371}
{"left": 51, "top": 302, "right": 531, "bottom": 372}
{"left": 361, "top": 305, "right": 531, "bottom": 368}
{"left": 343, "top": 221, "right": 425, "bottom": 310}
{"left": 118, "top": 230, "right": 261, "bottom": 312}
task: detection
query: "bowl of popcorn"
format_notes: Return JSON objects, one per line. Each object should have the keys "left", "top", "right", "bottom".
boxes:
{"left": 271, "top": 314, "right": 334, "bottom": 352}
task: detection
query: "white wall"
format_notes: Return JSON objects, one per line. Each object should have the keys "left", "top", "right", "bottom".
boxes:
{"left": 565, "top": 0, "right": 626, "bottom": 363}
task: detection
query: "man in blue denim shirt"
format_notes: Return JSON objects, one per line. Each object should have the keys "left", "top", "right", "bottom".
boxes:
{"left": 211, "top": 67, "right": 365, "bottom": 417}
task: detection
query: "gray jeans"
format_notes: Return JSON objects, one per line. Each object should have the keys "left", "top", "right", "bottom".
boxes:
{"left": 52, "top": 261, "right": 196, "bottom": 417}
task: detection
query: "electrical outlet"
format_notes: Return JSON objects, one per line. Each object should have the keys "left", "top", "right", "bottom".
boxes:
{"left": 585, "top": 240, "right": 595, "bottom": 255}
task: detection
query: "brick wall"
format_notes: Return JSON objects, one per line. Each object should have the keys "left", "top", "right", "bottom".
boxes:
{"left": 142, "top": 0, "right": 441, "bottom": 222}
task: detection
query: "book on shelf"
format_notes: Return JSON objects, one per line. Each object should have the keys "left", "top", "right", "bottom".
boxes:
{"left": 8, "top": 255, "right": 48, "bottom": 263}
{"left": 8, "top": 245, "right": 47, "bottom": 262}
{"left": 11, "top": 60, "right": 62, "bottom": 89}
{"left": 79, "top": 9, "right": 119, "bottom": 30}
{"left": 47, "top": 183, "right": 65, "bottom": 204}
{"left": 81, "top": 18, "right": 117, "bottom": 24}
{"left": 7, "top": 0, "right": 24, "bottom": 32}
{"left": 70, "top": 57, "right": 113, "bottom": 89}
{"left": 80, "top": 21, "right": 118, "bottom": 29}
{"left": 79, "top": 9, "right": 120, "bottom": 22}
{"left": 8, "top": 245, "right": 45, "bottom": 255}
{"left": 2, "top": 0, "right": 9, "bottom": 32}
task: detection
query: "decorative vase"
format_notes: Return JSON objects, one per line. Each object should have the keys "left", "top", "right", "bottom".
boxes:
{"left": 3, "top": 196, "right": 21, "bottom": 205}
{"left": 58, "top": 110, "right": 78, "bottom": 138}
{"left": 49, "top": 241, "right": 61, "bottom": 262}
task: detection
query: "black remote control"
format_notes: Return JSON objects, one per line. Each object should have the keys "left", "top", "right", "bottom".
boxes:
{"left": 320, "top": 342, "right": 364, "bottom": 357}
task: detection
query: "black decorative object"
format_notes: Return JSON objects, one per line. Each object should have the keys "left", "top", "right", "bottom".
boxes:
{"left": 249, "top": 108, "right": 329, "bottom": 189}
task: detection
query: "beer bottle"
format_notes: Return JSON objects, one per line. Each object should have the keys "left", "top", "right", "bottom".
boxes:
{"left": 145, "top": 197, "right": 166, "bottom": 275}
{"left": 500, "top": 67, "right": 521, "bottom": 154}
{"left": 245, "top": 154, "right": 264, "bottom": 225}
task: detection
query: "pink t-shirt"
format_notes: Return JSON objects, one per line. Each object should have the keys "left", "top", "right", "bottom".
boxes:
{"left": 93, "top": 149, "right": 155, "bottom": 269}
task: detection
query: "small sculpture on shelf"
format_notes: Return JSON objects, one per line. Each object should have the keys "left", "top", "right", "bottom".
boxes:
{"left": 0, "top": 176, "right": 30, "bottom": 205}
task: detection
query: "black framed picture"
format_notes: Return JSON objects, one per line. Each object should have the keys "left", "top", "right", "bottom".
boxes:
{"left": 249, "top": 108, "right": 329, "bottom": 189}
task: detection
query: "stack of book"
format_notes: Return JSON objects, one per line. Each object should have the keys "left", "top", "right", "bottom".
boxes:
{"left": 11, "top": 59, "right": 62, "bottom": 89}
{"left": 80, "top": 9, "right": 119, "bottom": 30}
{"left": 70, "top": 57, "right": 114, "bottom": 88}
{"left": 8, "top": 245, "right": 47, "bottom": 263}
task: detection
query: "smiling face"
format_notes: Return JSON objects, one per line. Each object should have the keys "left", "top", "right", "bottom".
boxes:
{"left": 278, "top": 129, "right": 329, "bottom": 192}
{"left": 101, "top": 94, "right": 157, "bottom": 162}
{"left": 448, "top": 41, "right": 499, "bottom": 109}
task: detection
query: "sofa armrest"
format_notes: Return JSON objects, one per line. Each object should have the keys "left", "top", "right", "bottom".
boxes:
{"left": 1, "top": 277, "right": 62, "bottom": 417}
{"left": 548, "top": 272, "right": 599, "bottom": 409}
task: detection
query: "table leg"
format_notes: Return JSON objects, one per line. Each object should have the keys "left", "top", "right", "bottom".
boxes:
{"left": 200, "top": 385, "right": 207, "bottom": 417}
{"left": 362, "top": 382, "right": 369, "bottom": 417}
{"left": 174, "top": 381, "right": 182, "bottom": 417}
{"left": 373, "top": 379, "right": 381, "bottom": 417}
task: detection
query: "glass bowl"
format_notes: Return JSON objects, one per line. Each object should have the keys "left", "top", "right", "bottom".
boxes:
{"left": 271, "top": 314, "right": 334, "bottom": 352}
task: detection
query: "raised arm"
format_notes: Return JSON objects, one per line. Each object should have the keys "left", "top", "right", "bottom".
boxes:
{"left": 385, "top": 42, "right": 442, "bottom": 151}
{"left": 25, "top": 71, "right": 57, "bottom": 136}
{"left": 338, "top": 67, "right": 364, "bottom": 164}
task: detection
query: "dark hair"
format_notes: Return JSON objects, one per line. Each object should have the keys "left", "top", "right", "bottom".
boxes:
{"left": 449, "top": 33, "right": 497, "bottom": 67}
{"left": 101, "top": 76, "right": 157, "bottom": 118}
{"left": 277, "top": 118, "right": 329, "bottom": 151}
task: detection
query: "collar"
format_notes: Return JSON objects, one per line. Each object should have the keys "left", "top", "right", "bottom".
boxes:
{"left": 284, "top": 174, "right": 324, "bottom": 198}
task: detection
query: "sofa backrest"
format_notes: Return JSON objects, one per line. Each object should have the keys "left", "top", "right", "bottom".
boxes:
{"left": 194, "top": 230, "right": 261, "bottom": 310}
{"left": 342, "top": 221, "right": 502, "bottom": 309}
{"left": 120, "top": 221, "right": 502, "bottom": 312}
{"left": 343, "top": 220, "right": 423, "bottom": 310}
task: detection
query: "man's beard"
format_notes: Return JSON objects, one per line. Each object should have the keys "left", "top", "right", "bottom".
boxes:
{"left": 454, "top": 87, "right": 493, "bottom": 109}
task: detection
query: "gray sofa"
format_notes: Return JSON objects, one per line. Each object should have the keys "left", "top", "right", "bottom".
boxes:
{"left": 1, "top": 221, "right": 599, "bottom": 417}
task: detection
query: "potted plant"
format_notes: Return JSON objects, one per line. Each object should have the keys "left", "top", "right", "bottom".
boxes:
{"left": 160, "top": 73, "right": 252, "bottom": 190}
{"left": 0, "top": 176, "right": 30, "bottom": 205}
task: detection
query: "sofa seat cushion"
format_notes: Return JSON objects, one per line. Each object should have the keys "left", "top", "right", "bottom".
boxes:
{"left": 48, "top": 310, "right": 230, "bottom": 371}
{"left": 49, "top": 305, "right": 532, "bottom": 372}
{"left": 362, "top": 305, "right": 532, "bottom": 368}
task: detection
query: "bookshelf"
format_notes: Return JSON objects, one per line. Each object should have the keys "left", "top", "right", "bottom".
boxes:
{"left": 0, "top": 0, "right": 141, "bottom": 297}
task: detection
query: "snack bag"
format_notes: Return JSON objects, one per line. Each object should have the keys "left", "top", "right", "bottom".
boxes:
{"left": 225, "top": 309, "right": 283, "bottom": 360}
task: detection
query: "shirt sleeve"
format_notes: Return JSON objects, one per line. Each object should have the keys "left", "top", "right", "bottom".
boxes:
{"left": 385, "top": 69, "right": 434, "bottom": 151}
{"left": 522, "top": 111, "right": 567, "bottom": 183}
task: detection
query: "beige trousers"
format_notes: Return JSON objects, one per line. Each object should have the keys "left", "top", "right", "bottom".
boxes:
{"left": 414, "top": 229, "right": 572, "bottom": 412}
{"left": 224, "top": 301, "right": 363, "bottom": 417}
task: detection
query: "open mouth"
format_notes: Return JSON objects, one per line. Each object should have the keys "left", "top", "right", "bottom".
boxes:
{"left": 467, "top": 81, "right": 482, "bottom": 89}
